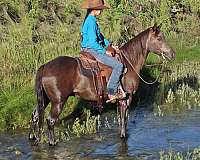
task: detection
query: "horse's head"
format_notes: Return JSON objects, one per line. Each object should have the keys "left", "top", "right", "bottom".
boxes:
{"left": 148, "top": 24, "right": 176, "bottom": 61}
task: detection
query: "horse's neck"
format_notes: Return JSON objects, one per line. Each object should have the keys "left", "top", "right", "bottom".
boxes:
{"left": 135, "top": 55, "right": 148, "bottom": 72}
{"left": 120, "top": 32, "right": 149, "bottom": 73}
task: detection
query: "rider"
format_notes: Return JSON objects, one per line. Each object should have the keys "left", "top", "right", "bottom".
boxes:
{"left": 80, "top": 0, "right": 125, "bottom": 102}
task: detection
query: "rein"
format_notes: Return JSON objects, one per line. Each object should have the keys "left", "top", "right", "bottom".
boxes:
{"left": 118, "top": 51, "right": 167, "bottom": 85}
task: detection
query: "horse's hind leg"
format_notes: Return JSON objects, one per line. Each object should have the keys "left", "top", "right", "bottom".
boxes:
{"left": 46, "top": 101, "right": 65, "bottom": 146}
{"left": 29, "top": 92, "right": 49, "bottom": 144}
{"left": 29, "top": 107, "right": 39, "bottom": 141}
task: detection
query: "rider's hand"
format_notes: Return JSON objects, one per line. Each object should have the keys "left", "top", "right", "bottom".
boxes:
{"left": 112, "top": 45, "right": 120, "bottom": 52}
{"left": 106, "top": 50, "right": 113, "bottom": 56}
{"left": 106, "top": 45, "right": 116, "bottom": 57}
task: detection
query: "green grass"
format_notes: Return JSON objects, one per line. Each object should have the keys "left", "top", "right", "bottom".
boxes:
{"left": 174, "top": 46, "right": 200, "bottom": 63}
{"left": 0, "top": 37, "right": 199, "bottom": 132}
{"left": 0, "top": 87, "right": 35, "bottom": 131}
{"left": 146, "top": 46, "right": 200, "bottom": 65}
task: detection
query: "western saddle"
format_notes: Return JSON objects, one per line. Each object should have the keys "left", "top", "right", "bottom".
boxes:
{"left": 76, "top": 46, "right": 122, "bottom": 109}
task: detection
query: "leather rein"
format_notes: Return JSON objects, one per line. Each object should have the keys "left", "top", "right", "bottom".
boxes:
{"left": 117, "top": 50, "right": 167, "bottom": 85}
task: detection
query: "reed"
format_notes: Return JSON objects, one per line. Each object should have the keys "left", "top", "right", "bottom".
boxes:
{"left": 153, "top": 61, "right": 200, "bottom": 116}
{"left": 72, "top": 109, "right": 100, "bottom": 137}
{"left": 159, "top": 147, "right": 200, "bottom": 160}
{"left": 163, "top": 62, "right": 200, "bottom": 106}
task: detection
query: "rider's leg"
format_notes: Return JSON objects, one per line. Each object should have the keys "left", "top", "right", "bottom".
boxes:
{"left": 87, "top": 50, "right": 125, "bottom": 98}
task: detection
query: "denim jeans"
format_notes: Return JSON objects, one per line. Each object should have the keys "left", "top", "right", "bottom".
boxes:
{"left": 81, "top": 48, "right": 123, "bottom": 95}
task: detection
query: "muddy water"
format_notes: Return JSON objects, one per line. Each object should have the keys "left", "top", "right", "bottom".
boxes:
{"left": 1, "top": 105, "right": 200, "bottom": 160}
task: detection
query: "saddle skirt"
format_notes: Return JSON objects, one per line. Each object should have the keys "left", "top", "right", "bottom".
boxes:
{"left": 76, "top": 51, "right": 125, "bottom": 108}
{"left": 79, "top": 51, "right": 112, "bottom": 75}
{"left": 77, "top": 51, "right": 112, "bottom": 97}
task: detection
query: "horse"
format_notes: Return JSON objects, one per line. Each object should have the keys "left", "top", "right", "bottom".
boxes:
{"left": 29, "top": 24, "right": 175, "bottom": 145}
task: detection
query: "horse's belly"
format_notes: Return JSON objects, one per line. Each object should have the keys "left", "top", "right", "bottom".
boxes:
{"left": 73, "top": 74, "right": 98, "bottom": 101}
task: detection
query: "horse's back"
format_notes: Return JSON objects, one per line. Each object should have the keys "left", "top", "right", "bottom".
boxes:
{"left": 45, "top": 56, "right": 77, "bottom": 68}
{"left": 37, "top": 56, "right": 80, "bottom": 98}
{"left": 42, "top": 56, "right": 78, "bottom": 74}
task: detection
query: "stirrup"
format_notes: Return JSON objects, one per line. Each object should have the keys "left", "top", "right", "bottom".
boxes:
{"left": 106, "top": 93, "right": 126, "bottom": 103}
{"left": 119, "top": 85, "right": 126, "bottom": 98}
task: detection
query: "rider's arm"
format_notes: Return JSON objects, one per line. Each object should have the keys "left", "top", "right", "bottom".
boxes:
{"left": 99, "top": 33, "right": 110, "bottom": 47}
{"left": 87, "top": 19, "right": 106, "bottom": 54}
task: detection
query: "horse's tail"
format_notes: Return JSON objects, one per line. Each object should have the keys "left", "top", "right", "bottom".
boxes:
{"left": 35, "top": 65, "right": 48, "bottom": 112}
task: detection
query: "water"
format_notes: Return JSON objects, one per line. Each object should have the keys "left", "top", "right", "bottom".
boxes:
{"left": 1, "top": 105, "right": 200, "bottom": 160}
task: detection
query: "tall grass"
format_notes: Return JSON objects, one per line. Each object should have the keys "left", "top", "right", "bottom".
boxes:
{"left": 72, "top": 109, "right": 100, "bottom": 137}
{"left": 153, "top": 61, "right": 200, "bottom": 116}
{"left": 0, "top": 0, "right": 199, "bottom": 131}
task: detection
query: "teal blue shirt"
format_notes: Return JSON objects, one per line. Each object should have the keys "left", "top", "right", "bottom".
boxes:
{"left": 81, "top": 15, "right": 110, "bottom": 54}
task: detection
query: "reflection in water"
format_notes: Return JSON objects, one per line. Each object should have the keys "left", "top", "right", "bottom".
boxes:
{"left": 118, "top": 139, "right": 128, "bottom": 156}
{"left": 1, "top": 105, "right": 200, "bottom": 159}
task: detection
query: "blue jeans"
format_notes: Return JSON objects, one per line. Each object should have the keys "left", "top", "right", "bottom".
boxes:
{"left": 81, "top": 48, "right": 123, "bottom": 95}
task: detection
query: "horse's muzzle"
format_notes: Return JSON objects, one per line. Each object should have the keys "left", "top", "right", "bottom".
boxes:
{"left": 162, "top": 49, "right": 176, "bottom": 61}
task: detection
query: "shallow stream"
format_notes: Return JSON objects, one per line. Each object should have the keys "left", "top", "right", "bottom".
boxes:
{"left": 1, "top": 104, "right": 200, "bottom": 160}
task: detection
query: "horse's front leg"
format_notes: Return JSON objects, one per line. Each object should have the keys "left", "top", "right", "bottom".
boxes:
{"left": 119, "top": 100, "right": 128, "bottom": 138}
{"left": 119, "top": 95, "right": 132, "bottom": 138}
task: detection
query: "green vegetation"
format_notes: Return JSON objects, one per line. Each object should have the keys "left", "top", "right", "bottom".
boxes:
{"left": 159, "top": 147, "right": 200, "bottom": 160}
{"left": 0, "top": 0, "right": 199, "bottom": 132}
{"left": 153, "top": 61, "right": 200, "bottom": 116}
{"left": 72, "top": 109, "right": 100, "bottom": 137}
{"left": 0, "top": 87, "right": 35, "bottom": 131}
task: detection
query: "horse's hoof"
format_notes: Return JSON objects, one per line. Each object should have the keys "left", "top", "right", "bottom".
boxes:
{"left": 29, "top": 133, "right": 36, "bottom": 141}
{"left": 33, "top": 140, "right": 40, "bottom": 146}
{"left": 120, "top": 136, "right": 128, "bottom": 140}
{"left": 49, "top": 141, "right": 57, "bottom": 146}
{"left": 29, "top": 138, "right": 40, "bottom": 146}
{"left": 120, "top": 135, "right": 125, "bottom": 139}
{"left": 120, "top": 133, "right": 128, "bottom": 139}
{"left": 29, "top": 135, "right": 40, "bottom": 146}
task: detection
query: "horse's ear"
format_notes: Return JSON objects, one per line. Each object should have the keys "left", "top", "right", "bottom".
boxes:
{"left": 151, "top": 23, "right": 157, "bottom": 32}
{"left": 152, "top": 22, "right": 162, "bottom": 33}
{"left": 157, "top": 23, "right": 162, "bottom": 30}
{"left": 150, "top": 23, "right": 157, "bottom": 34}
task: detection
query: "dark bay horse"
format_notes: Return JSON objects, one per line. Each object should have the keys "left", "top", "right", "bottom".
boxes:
{"left": 29, "top": 24, "right": 175, "bottom": 145}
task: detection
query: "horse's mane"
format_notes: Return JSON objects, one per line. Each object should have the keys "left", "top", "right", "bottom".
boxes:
{"left": 120, "top": 28, "right": 150, "bottom": 65}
